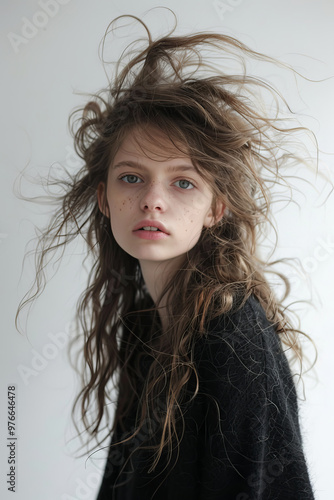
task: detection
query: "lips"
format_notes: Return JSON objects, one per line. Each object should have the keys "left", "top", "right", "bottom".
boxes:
{"left": 133, "top": 220, "right": 169, "bottom": 234}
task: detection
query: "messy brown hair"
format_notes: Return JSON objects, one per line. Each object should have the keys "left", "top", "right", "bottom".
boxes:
{"left": 15, "top": 12, "right": 319, "bottom": 480}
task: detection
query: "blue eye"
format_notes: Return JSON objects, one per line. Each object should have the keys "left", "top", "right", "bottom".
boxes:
{"left": 175, "top": 180, "right": 195, "bottom": 190}
{"left": 120, "top": 174, "right": 141, "bottom": 184}
{"left": 119, "top": 175, "right": 195, "bottom": 189}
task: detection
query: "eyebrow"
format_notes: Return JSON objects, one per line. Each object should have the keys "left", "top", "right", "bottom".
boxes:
{"left": 112, "top": 160, "right": 197, "bottom": 173}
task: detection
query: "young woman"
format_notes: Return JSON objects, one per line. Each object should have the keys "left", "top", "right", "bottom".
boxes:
{"left": 16, "top": 14, "right": 316, "bottom": 500}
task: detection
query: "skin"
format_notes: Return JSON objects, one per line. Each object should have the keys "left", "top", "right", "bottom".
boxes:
{"left": 97, "top": 125, "right": 225, "bottom": 331}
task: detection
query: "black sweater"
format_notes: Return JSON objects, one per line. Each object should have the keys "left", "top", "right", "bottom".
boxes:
{"left": 96, "top": 294, "right": 315, "bottom": 499}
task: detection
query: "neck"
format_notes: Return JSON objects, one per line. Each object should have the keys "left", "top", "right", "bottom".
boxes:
{"left": 139, "top": 256, "right": 185, "bottom": 332}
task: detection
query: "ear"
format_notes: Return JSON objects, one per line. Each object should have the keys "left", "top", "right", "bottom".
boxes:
{"left": 203, "top": 199, "right": 226, "bottom": 228}
{"left": 97, "top": 182, "right": 110, "bottom": 218}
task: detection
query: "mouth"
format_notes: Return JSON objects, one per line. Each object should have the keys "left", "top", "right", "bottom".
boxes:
{"left": 133, "top": 221, "right": 169, "bottom": 234}
{"left": 136, "top": 227, "right": 163, "bottom": 232}
{"left": 133, "top": 227, "right": 169, "bottom": 240}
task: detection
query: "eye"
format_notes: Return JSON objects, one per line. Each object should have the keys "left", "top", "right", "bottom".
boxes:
{"left": 118, "top": 175, "right": 195, "bottom": 189}
{"left": 174, "top": 179, "right": 195, "bottom": 190}
{"left": 119, "top": 174, "right": 142, "bottom": 184}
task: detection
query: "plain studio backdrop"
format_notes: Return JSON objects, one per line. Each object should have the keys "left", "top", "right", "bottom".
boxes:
{"left": 1, "top": 1, "right": 333, "bottom": 499}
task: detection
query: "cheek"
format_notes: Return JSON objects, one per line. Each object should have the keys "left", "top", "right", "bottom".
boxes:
{"left": 108, "top": 192, "right": 135, "bottom": 218}
{"left": 177, "top": 216, "right": 205, "bottom": 246}
{"left": 180, "top": 202, "right": 210, "bottom": 228}
{"left": 184, "top": 192, "right": 212, "bottom": 213}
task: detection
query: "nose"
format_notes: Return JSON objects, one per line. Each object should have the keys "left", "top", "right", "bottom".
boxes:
{"left": 140, "top": 182, "right": 167, "bottom": 212}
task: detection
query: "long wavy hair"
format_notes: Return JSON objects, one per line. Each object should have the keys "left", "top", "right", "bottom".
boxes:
{"left": 15, "top": 12, "right": 318, "bottom": 477}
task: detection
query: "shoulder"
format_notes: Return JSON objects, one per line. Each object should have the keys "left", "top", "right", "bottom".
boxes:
{"left": 207, "top": 293, "right": 275, "bottom": 334}
{"left": 193, "top": 294, "right": 294, "bottom": 395}
{"left": 197, "top": 293, "right": 281, "bottom": 355}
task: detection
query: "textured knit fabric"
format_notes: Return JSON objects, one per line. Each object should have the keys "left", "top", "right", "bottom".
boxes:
{"left": 96, "top": 294, "right": 315, "bottom": 499}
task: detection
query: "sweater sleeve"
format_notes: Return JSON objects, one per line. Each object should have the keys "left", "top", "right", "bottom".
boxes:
{"left": 193, "top": 295, "right": 315, "bottom": 500}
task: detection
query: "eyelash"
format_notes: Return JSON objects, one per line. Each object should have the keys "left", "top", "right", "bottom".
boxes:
{"left": 118, "top": 174, "right": 196, "bottom": 190}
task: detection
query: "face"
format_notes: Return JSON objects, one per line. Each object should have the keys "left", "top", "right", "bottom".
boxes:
{"left": 97, "top": 126, "right": 225, "bottom": 270}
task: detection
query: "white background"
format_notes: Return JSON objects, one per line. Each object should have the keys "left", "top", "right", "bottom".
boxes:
{"left": 1, "top": 0, "right": 334, "bottom": 499}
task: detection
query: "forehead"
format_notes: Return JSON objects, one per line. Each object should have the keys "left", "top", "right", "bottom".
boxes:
{"left": 113, "top": 125, "right": 191, "bottom": 163}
